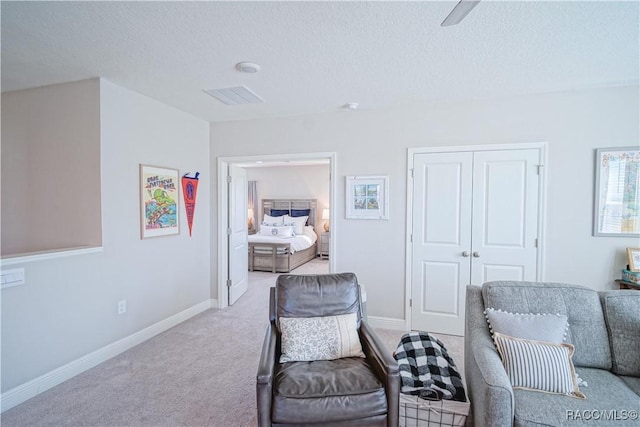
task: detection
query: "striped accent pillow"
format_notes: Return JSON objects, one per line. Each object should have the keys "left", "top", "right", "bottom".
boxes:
{"left": 493, "top": 333, "right": 585, "bottom": 399}
{"left": 279, "top": 312, "right": 365, "bottom": 362}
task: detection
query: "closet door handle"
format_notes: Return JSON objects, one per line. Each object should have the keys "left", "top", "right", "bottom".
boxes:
{"left": 462, "top": 251, "right": 470, "bottom": 257}
{"left": 473, "top": 251, "right": 480, "bottom": 258}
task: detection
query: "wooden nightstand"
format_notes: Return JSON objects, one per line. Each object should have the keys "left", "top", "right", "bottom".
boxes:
{"left": 320, "top": 232, "right": 330, "bottom": 260}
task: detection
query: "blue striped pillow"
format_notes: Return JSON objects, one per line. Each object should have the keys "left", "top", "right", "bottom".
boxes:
{"left": 493, "top": 333, "right": 585, "bottom": 399}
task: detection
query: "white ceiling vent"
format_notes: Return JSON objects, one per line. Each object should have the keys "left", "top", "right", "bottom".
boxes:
{"left": 203, "top": 85, "right": 264, "bottom": 105}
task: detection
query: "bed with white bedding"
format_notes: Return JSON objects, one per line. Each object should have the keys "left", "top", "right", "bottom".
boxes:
{"left": 248, "top": 199, "right": 319, "bottom": 273}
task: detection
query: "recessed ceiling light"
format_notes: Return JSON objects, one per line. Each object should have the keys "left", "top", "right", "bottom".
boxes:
{"left": 236, "top": 62, "right": 261, "bottom": 73}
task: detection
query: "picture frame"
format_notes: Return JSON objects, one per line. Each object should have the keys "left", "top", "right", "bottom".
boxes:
{"left": 593, "top": 147, "right": 640, "bottom": 237}
{"left": 346, "top": 175, "right": 389, "bottom": 220}
{"left": 140, "top": 164, "right": 180, "bottom": 239}
{"left": 627, "top": 248, "right": 640, "bottom": 272}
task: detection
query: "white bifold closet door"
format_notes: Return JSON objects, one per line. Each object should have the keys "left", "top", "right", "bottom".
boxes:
{"left": 411, "top": 148, "right": 540, "bottom": 336}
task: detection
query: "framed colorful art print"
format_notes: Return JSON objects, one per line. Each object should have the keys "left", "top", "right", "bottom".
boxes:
{"left": 140, "top": 164, "right": 180, "bottom": 239}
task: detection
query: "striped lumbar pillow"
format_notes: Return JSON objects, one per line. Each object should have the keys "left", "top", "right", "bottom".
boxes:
{"left": 493, "top": 332, "right": 585, "bottom": 399}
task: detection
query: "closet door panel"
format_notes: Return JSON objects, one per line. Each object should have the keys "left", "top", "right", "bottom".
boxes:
{"left": 411, "top": 152, "right": 472, "bottom": 335}
{"left": 471, "top": 149, "right": 540, "bottom": 285}
{"left": 482, "top": 264, "right": 525, "bottom": 282}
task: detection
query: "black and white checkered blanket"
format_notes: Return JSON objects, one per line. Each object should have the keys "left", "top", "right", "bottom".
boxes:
{"left": 393, "top": 332, "right": 467, "bottom": 402}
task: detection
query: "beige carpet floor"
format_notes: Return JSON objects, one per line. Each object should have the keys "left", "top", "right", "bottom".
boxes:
{"left": 1, "top": 259, "right": 465, "bottom": 426}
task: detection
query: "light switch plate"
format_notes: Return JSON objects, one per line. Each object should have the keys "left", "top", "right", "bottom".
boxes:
{"left": 1, "top": 268, "right": 25, "bottom": 289}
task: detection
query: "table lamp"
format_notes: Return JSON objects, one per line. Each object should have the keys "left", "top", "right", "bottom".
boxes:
{"left": 322, "top": 208, "right": 330, "bottom": 232}
{"left": 247, "top": 208, "right": 254, "bottom": 230}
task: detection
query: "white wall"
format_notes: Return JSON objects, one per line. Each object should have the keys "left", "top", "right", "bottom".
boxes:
{"left": 0, "top": 79, "right": 211, "bottom": 393}
{"left": 1, "top": 80, "right": 102, "bottom": 255}
{"left": 210, "top": 85, "right": 640, "bottom": 322}
{"left": 246, "top": 164, "right": 330, "bottom": 229}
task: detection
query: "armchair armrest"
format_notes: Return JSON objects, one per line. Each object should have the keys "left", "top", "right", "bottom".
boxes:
{"left": 256, "top": 322, "right": 277, "bottom": 427}
{"left": 360, "top": 320, "right": 399, "bottom": 427}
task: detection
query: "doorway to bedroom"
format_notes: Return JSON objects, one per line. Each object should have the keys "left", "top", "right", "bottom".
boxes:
{"left": 217, "top": 152, "right": 337, "bottom": 309}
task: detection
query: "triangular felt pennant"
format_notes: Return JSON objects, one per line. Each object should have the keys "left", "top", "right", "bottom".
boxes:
{"left": 181, "top": 172, "right": 200, "bottom": 236}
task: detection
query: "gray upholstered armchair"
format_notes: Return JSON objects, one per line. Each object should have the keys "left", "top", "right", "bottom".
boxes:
{"left": 256, "top": 273, "right": 400, "bottom": 427}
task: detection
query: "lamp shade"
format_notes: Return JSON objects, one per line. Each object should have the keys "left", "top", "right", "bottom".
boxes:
{"left": 247, "top": 208, "right": 254, "bottom": 230}
{"left": 321, "top": 209, "right": 330, "bottom": 232}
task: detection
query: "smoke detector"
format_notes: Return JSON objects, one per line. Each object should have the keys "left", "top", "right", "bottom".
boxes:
{"left": 343, "top": 102, "right": 359, "bottom": 110}
{"left": 236, "top": 62, "right": 261, "bottom": 73}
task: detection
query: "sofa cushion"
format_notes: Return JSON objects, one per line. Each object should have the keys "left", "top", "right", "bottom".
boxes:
{"left": 482, "top": 281, "right": 611, "bottom": 369}
{"left": 513, "top": 368, "right": 640, "bottom": 426}
{"left": 600, "top": 290, "right": 640, "bottom": 377}
{"left": 620, "top": 376, "right": 640, "bottom": 396}
{"left": 272, "top": 357, "right": 387, "bottom": 423}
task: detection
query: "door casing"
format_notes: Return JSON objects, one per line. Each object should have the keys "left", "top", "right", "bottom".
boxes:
{"left": 216, "top": 152, "right": 337, "bottom": 309}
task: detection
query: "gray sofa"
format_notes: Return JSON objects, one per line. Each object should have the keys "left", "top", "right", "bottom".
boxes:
{"left": 465, "top": 281, "right": 640, "bottom": 426}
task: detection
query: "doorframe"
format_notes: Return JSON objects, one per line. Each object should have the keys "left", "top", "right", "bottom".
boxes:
{"left": 405, "top": 142, "right": 548, "bottom": 331}
{"left": 217, "top": 151, "right": 337, "bottom": 309}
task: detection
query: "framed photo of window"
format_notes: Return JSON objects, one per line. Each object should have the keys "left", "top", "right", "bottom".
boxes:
{"left": 346, "top": 175, "right": 389, "bottom": 220}
{"left": 593, "top": 147, "right": 640, "bottom": 237}
{"left": 140, "top": 164, "right": 180, "bottom": 239}
{"left": 627, "top": 248, "right": 640, "bottom": 272}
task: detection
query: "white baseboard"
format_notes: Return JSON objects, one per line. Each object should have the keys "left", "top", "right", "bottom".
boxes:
{"left": 1, "top": 299, "right": 213, "bottom": 413}
{"left": 368, "top": 315, "right": 408, "bottom": 331}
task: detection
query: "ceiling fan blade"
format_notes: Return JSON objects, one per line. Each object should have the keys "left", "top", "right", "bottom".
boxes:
{"left": 441, "top": 0, "right": 481, "bottom": 27}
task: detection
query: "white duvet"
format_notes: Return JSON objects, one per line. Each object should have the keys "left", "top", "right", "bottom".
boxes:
{"left": 248, "top": 226, "right": 317, "bottom": 253}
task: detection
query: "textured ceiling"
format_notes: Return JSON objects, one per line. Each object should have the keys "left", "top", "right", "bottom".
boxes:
{"left": 2, "top": 1, "right": 638, "bottom": 123}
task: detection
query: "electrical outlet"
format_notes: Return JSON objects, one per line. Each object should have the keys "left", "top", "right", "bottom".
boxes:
{"left": 118, "top": 300, "right": 127, "bottom": 315}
